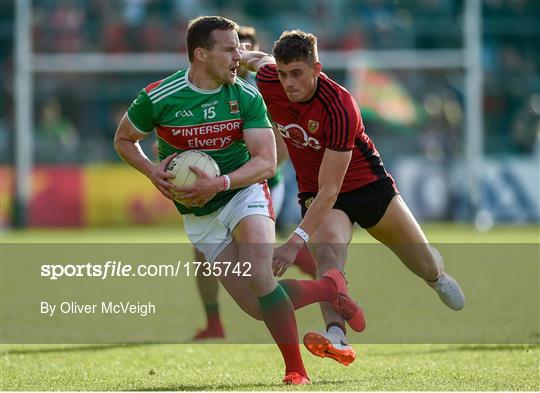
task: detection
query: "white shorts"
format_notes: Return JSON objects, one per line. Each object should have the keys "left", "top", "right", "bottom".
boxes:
{"left": 270, "top": 180, "right": 285, "bottom": 217}
{"left": 183, "top": 182, "right": 274, "bottom": 263}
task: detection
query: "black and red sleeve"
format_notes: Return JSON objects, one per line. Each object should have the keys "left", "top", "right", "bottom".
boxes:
{"left": 319, "top": 80, "right": 360, "bottom": 151}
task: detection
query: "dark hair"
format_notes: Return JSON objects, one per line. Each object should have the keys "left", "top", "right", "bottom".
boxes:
{"left": 272, "top": 30, "right": 318, "bottom": 65}
{"left": 237, "top": 26, "right": 257, "bottom": 47}
{"left": 186, "top": 16, "right": 238, "bottom": 62}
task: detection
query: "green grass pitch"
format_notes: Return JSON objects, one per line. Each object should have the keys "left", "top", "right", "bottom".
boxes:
{"left": 1, "top": 223, "right": 539, "bottom": 391}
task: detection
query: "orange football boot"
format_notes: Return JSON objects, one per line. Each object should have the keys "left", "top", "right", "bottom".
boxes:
{"left": 283, "top": 371, "right": 311, "bottom": 385}
{"left": 303, "top": 331, "right": 356, "bottom": 366}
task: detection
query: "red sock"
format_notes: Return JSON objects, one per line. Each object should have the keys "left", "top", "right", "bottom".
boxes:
{"left": 279, "top": 277, "right": 336, "bottom": 310}
{"left": 292, "top": 245, "right": 317, "bottom": 279}
{"left": 258, "top": 285, "right": 307, "bottom": 377}
{"left": 204, "top": 303, "right": 222, "bottom": 329}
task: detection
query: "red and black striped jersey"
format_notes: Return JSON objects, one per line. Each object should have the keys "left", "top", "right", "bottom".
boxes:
{"left": 256, "top": 63, "right": 391, "bottom": 193}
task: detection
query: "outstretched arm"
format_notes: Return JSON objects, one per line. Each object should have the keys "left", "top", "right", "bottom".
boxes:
{"left": 295, "top": 149, "right": 351, "bottom": 236}
{"left": 272, "top": 148, "right": 351, "bottom": 276}
{"left": 240, "top": 49, "right": 276, "bottom": 73}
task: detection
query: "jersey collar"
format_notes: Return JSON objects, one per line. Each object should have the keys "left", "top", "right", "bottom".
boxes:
{"left": 185, "top": 68, "right": 223, "bottom": 94}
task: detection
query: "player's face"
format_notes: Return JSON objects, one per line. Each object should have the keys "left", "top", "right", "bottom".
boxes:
{"left": 276, "top": 60, "right": 321, "bottom": 103}
{"left": 205, "top": 29, "right": 241, "bottom": 85}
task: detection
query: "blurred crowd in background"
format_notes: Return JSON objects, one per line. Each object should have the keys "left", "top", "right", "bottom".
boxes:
{"left": 1, "top": 0, "right": 538, "bottom": 164}
{"left": 0, "top": 0, "right": 538, "bottom": 226}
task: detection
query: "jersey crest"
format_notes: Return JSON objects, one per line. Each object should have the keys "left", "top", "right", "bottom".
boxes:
{"left": 308, "top": 120, "right": 319, "bottom": 133}
{"left": 228, "top": 100, "right": 240, "bottom": 114}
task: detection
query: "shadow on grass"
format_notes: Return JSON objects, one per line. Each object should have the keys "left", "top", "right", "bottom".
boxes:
{"left": 130, "top": 378, "right": 360, "bottom": 391}
{"left": 4, "top": 343, "right": 537, "bottom": 357}
{"left": 367, "top": 344, "right": 539, "bottom": 357}
{"left": 0, "top": 343, "right": 157, "bottom": 355}
{"left": 0, "top": 338, "right": 238, "bottom": 356}
{"left": 0, "top": 335, "right": 234, "bottom": 356}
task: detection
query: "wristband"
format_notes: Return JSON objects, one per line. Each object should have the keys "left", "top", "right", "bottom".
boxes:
{"left": 222, "top": 175, "right": 231, "bottom": 191}
{"left": 294, "top": 227, "right": 310, "bottom": 243}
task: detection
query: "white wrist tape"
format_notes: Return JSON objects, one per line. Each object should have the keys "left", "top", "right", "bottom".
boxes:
{"left": 223, "top": 175, "right": 231, "bottom": 191}
{"left": 294, "top": 227, "right": 310, "bottom": 243}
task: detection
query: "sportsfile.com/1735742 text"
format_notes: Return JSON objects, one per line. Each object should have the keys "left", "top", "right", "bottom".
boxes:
{"left": 40, "top": 260, "right": 252, "bottom": 280}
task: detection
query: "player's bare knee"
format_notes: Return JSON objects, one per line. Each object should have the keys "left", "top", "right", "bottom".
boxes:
{"left": 246, "top": 266, "right": 275, "bottom": 296}
{"left": 314, "top": 244, "right": 345, "bottom": 270}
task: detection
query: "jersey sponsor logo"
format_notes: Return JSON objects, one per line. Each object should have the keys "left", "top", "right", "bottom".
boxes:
{"left": 201, "top": 100, "right": 218, "bottom": 108}
{"left": 276, "top": 122, "right": 321, "bottom": 151}
{"left": 305, "top": 197, "right": 314, "bottom": 209}
{"left": 157, "top": 119, "right": 243, "bottom": 150}
{"left": 175, "top": 110, "right": 194, "bottom": 117}
{"left": 228, "top": 100, "right": 240, "bottom": 114}
{"left": 308, "top": 120, "right": 319, "bottom": 133}
{"left": 247, "top": 204, "right": 265, "bottom": 209}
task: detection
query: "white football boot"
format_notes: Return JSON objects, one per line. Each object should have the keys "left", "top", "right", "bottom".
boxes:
{"left": 427, "top": 247, "right": 466, "bottom": 311}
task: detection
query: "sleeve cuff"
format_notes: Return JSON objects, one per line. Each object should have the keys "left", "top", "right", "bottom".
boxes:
{"left": 326, "top": 146, "right": 353, "bottom": 152}
{"left": 126, "top": 112, "right": 154, "bottom": 134}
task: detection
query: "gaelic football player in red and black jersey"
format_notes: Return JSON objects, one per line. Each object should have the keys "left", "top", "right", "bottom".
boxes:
{"left": 241, "top": 30, "right": 465, "bottom": 366}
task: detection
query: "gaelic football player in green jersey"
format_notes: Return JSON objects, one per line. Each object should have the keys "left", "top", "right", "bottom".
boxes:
{"left": 191, "top": 25, "right": 317, "bottom": 341}
{"left": 114, "top": 16, "right": 364, "bottom": 385}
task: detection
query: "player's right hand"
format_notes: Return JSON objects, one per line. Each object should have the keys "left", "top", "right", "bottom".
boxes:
{"left": 272, "top": 240, "right": 304, "bottom": 277}
{"left": 147, "top": 152, "right": 178, "bottom": 200}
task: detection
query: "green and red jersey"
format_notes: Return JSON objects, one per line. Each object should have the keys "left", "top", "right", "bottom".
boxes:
{"left": 128, "top": 68, "right": 272, "bottom": 216}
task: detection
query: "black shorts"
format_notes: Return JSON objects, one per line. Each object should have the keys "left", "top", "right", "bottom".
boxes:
{"left": 298, "top": 177, "right": 399, "bottom": 229}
